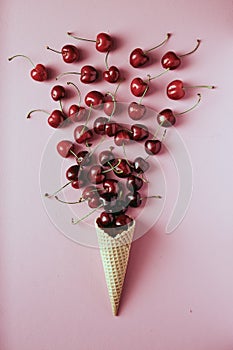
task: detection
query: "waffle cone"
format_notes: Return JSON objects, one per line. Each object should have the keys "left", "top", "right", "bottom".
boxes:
{"left": 95, "top": 220, "right": 135, "bottom": 316}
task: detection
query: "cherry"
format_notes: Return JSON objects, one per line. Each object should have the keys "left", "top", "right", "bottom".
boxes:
{"left": 51, "top": 85, "right": 65, "bottom": 101}
{"left": 161, "top": 40, "right": 201, "bottom": 70}
{"left": 85, "top": 91, "right": 104, "bottom": 107}
{"left": 157, "top": 94, "right": 201, "bottom": 127}
{"left": 88, "top": 165, "right": 105, "bottom": 184}
{"left": 57, "top": 65, "right": 98, "bottom": 84}
{"left": 71, "top": 178, "right": 86, "bottom": 189}
{"left": 104, "top": 93, "right": 116, "bottom": 117}
{"left": 114, "top": 130, "right": 132, "bottom": 146}
{"left": 126, "top": 175, "right": 143, "bottom": 192}
{"left": 125, "top": 191, "right": 141, "bottom": 208}
{"left": 56, "top": 140, "right": 74, "bottom": 158}
{"left": 145, "top": 139, "right": 162, "bottom": 155}
{"left": 131, "top": 124, "right": 149, "bottom": 141}
{"left": 103, "top": 52, "right": 120, "bottom": 83}
{"left": 74, "top": 125, "right": 93, "bottom": 144}
{"left": 93, "top": 117, "right": 108, "bottom": 135}
{"left": 46, "top": 44, "right": 79, "bottom": 63}
{"left": 115, "top": 214, "right": 133, "bottom": 227}
{"left": 99, "top": 150, "right": 115, "bottom": 166}
{"left": 130, "top": 77, "right": 148, "bottom": 97}
{"left": 88, "top": 195, "right": 103, "bottom": 208}
{"left": 66, "top": 165, "right": 80, "bottom": 181}
{"left": 128, "top": 102, "right": 146, "bottom": 120}
{"left": 82, "top": 185, "right": 99, "bottom": 200}
{"left": 133, "top": 157, "right": 150, "bottom": 173}
{"left": 105, "top": 122, "right": 120, "bottom": 137}
{"left": 129, "top": 33, "right": 170, "bottom": 68}
{"left": 111, "top": 159, "right": 131, "bottom": 178}
{"left": 103, "top": 179, "right": 119, "bottom": 195}
{"left": 97, "top": 211, "right": 115, "bottom": 227}
{"left": 167, "top": 80, "right": 215, "bottom": 100}
{"left": 67, "top": 82, "right": 86, "bottom": 122}
{"left": 104, "top": 200, "right": 128, "bottom": 215}
{"left": 68, "top": 32, "right": 112, "bottom": 52}
{"left": 8, "top": 54, "right": 48, "bottom": 82}
{"left": 48, "top": 110, "right": 65, "bottom": 128}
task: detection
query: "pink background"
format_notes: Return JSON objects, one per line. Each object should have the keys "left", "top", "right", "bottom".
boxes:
{"left": 1, "top": 0, "right": 233, "bottom": 349}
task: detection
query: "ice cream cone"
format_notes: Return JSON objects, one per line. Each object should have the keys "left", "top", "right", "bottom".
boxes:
{"left": 95, "top": 220, "right": 135, "bottom": 316}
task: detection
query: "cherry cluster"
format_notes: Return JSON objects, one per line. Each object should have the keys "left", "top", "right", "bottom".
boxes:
{"left": 9, "top": 31, "right": 215, "bottom": 233}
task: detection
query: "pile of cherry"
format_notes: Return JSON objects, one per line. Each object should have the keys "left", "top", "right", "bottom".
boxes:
{"left": 9, "top": 32, "right": 215, "bottom": 235}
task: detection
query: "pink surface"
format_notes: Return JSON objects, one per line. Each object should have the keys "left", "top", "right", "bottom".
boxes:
{"left": 1, "top": 0, "right": 233, "bottom": 349}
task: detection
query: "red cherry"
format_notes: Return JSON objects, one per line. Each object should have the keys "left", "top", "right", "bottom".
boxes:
{"left": 74, "top": 125, "right": 93, "bottom": 144}
{"left": 71, "top": 178, "right": 86, "bottom": 189}
{"left": 80, "top": 65, "right": 98, "bottom": 83}
{"left": 115, "top": 214, "right": 133, "bottom": 227}
{"left": 99, "top": 150, "right": 115, "bottom": 166}
{"left": 133, "top": 157, "right": 150, "bottom": 173}
{"left": 51, "top": 85, "right": 66, "bottom": 101}
{"left": 125, "top": 191, "right": 142, "bottom": 208}
{"left": 88, "top": 165, "right": 105, "bottom": 184}
{"left": 128, "top": 102, "right": 146, "bottom": 120}
{"left": 112, "top": 159, "right": 131, "bottom": 178}
{"left": 93, "top": 117, "right": 108, "bottom": 135}
{"left": 130, "top": 48, "right": 149, "bottom": 68}
{"left": 157, "top": 109, "right": 176, "bottom": 127}
{"left": 48, "top": 110, "right": 64, "bottom": 128}
{"left": 98, "top": 211, "right": 115, "bottom": 227}
{"left": 105, "top": 122, "right": 120, "bottom": 137}
{"left": 103, "top": 66, "right": 120, "bottom": 83}
{"left": 56, "top": 140, "right": 74, "bottom": 158}
{"left": 145, "top": 140, "right": 162, "bottom": 155}
{"left": 66, "top": 165, "right": 80, "bottom": 180}
{"left": 96, "top": 33, "right": 112, "bottom": 52}
{"left": 8, "top": 55, "right": 48, "bottom": 82}
{"left": 114, "top": 130, "right": 132, "bottom": 146}
{"left": 103, "top": 179, "right": 119, "bottom": 195}
{"left": 88, "top": 195, "right": 103, "bottom": 208}
{"left": 76, "top": 150, "right": 94, "bottom": 166}
{"left": 31, "top": 64, "right": 48, "bottom": 81}
{"left": 130, "top": 78, "right": 148, "bottom": 97}
{"left": 131, "top": 124, "right": 149, "bottom": 141}
{"left": 47, "top": 45, "right": 79, "bottom": 63}
{"left": 167, "top": 80, "right": 185, "bottom": 100}
{"left": 85, "top": 91, "right": 104, "bottom": 107}
{"left": 126, "top": 175, "right": 143, "bottom": 192}
{"left": 68, "top": 105, "right": 86, "bottom": 122}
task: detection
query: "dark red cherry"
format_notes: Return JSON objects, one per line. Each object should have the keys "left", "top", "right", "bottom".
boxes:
{"left": 71, "top": 178, "right": 86, "bottom": 189}
{"left": 114, "top": 130, "right": 132, "bottom": 146}
{"left": 82, "top": 185, "right": 99, "bottom": 200}
{"left": 157, "top": 109, "right": 176, "bottom": 127}
{"left": 80, "top": 65, "right": 98, "bottom": 84}
{"left": 161, "top": 52, "right": 180, "bottom": 70}
{"left": 126, "top": 175, "right": 143, "bottom": 192}
{"left": 88, "top": 195, "right": 103, "bottom": 208}
{"left": 133, "top": 157, "right": 150, "bottom": 173}
{"left": 115, "top": 214, "right": 133, "bottom": 227}
{"left": 128, "top": 102, "right": 146, "bottom": 120}
{"left": 125, "top": 191, "right": 142, "bottom": 208}
{"left": 66, "top": 165, "right": 80, "bottom": 180}
{"left": 56, "top": 140, "right": 74, "bottom": 158}
{"left": 76, "top": 150, "right": 94, "bottom": 166}
{"left": 130, "top": 48, "right": 149, "bottom": 68}
{"left": 68, "top": 105, "right": 86, "bottom": 122}
{"left": 93, "top": 117, "right": 108, "bottom": 135}
{"left": 96, "top": 33, "right": 112, "bottom": 52}
{"left": 88, "top": 165, "right": 105, "bottom": 184}
{"left": 48, "top": 110, "right": 64, "bottom": 128}
{"left": 98, "top": 211, "right": 115, "bottom": 227}
{"left": 130, "top": 78, "right": 148, "bottom": 97}
{"left": 112, "top": 159, "right": 131, "bottom": 178}
{"left": 74, "top": 125, "right": 93, "bottom": 144}
{"left": 167, "top": 80, "right": 185, "bottom": 100}
{"left": 85, "top": 91, "right": 104, "bottom": 107}
{"left": 103, "top": 66, "right": 120, "bottom": 83}
{"left": 104, "top": 98, "right": 115, "bottom": 116}
{"left": 47, "top": 45, "right": 79, "bottom": 63}
{"left": 31, "top": 64, "right": 48, "bottom": 81}
{"left": 99, "top": 150, "right": 115, "bottom": 166}
{"left": 51, "top": 85, "right": 65, "bottom": 101}
{"left": 131, "top": 124, "right": 149, "bottom": 141}
{"left": 105, "top": 122, "right": 120, "bottom": 137}
{"left": 103, "top": 179, "right": 119, "bottom": 195}
{"left": 145, "top": 140, "right": 162, "bottom": 155}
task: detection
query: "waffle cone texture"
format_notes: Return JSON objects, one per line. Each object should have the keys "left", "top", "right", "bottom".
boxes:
{"left": 95, "top": 220, "right": 135, "bottom": 316}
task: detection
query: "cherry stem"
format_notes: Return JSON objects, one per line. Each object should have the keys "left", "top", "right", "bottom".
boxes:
{"left": 141, "top": 195, "right": 162, "bottom": 200}
{"left": 139, "top": 85, "right": 149, "bottom": 104}
{"left": 72, "top": 204, "right": 104, "bottom": 224}
{"left": 44, "top": 181, "right": 72, "bottom": 198}
{"left": 179, "top": 39, "right": 201, "bottom": 57}
{"left": 89, "top": 136, "right": 106, "bottom": 157}
{"left": 147, "top": 68, "right": 170, "bottom": 81}
{"left": 54, "top": 196, "right": 86, "bottom": 204}
{"left": 56, "top": 71, "right": 81, "bottom": 80}
{"left": 145, "top": 127, "right": 167, "bottom": 160}
{"left": 59, "top": 99, "right": 65, "bottom": 114}
{"left": 105, "top": 92, "right": 116, "bottom": 120}
{"left": 46, "top": 46, "right": 62, "bottom": 55}
{"left": 8, "top": 54, "right": 35, "bottom": 67}
{"left": 145, "top": 33, "right": 171, "bottom": 53}
{"left": 102, "top": 159, "right": 123, "bottom": 174}
{"left": 176, "top": 94, "right": 201, "bottom": 116}
{"left": 81, "top": 105, "right": 92, "bottom": 135}
{"left": 67, "top": 81, "right": 81, "bottom": 106}
{"left": 122, "top": 143, "right": 132, "bottom": 167}
{"left": 67, "top": 32, "right": 96, "bottom": 43}
{"left": 69, "top": 149, "right": 79, "bottom": 159}
{"left": 139, "top": 174, "right": 149, "bottom": 183}
{"left": 105, "top": 51, "right": 110, "bottom": 70}
{"left": 27, "top": 109, "right": 49, "bottom": 119}
{"left": 184, "top": 85, "right": 215, "bottom": 90}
